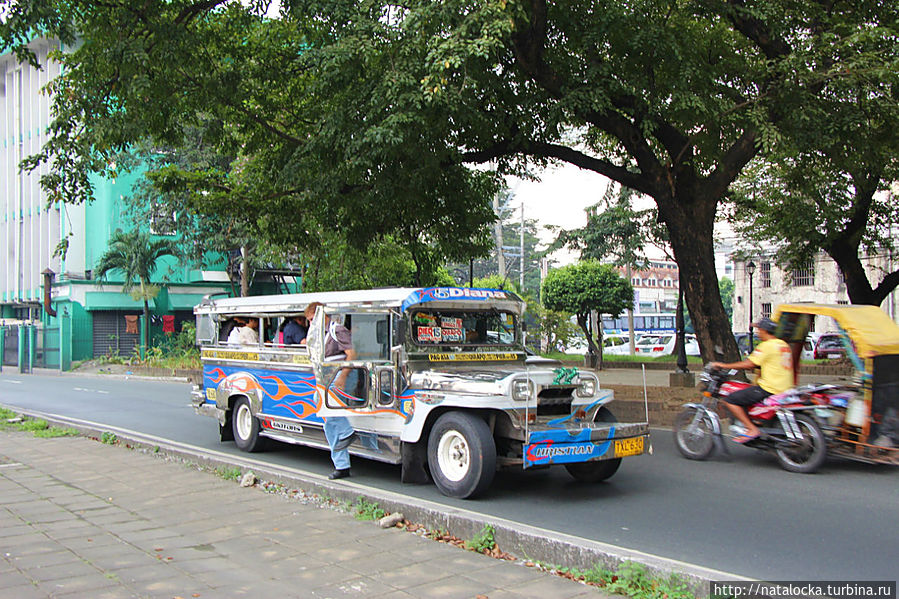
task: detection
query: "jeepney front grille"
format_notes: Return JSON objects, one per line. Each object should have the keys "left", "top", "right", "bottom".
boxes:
{"left": 537, "top": 386, "right": 574, "bottom": 416}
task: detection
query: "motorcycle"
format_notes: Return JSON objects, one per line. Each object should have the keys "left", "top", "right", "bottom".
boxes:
{"left": 673, "top": 365, "right": 829, "bottom": 473}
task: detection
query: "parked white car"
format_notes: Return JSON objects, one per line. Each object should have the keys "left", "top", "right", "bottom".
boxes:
{"left": 634, "top": 333, "right": 700, "bottom": 356}
{"left": 603, "top": 334, "right": 634, "bottom": 355}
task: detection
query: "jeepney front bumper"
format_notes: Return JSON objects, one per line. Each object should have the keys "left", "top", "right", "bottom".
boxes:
{"left": 522, "top": 422, "right": 650, "bottom": 468}
{"left": 191, "top": 386, "right": 225, "bottom": 424}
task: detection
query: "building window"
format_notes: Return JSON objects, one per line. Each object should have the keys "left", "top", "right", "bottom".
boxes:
{"left": 761, "top": 303, "right": 772, "bottom": 318}
{"left": 760, "top": 262, "right": 771, "bottom": 288}
{"left": 789, "top": 260, "right": 815, "bottom": 287}
{"left": 837, "top": 300, "right": 849, "bottom": 305}
{"left": 149, "top": 202, "right": 178, "bottom": 236}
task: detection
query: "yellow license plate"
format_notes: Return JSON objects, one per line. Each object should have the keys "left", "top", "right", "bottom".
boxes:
{"left": 615, "top": 437, "right": 644, "bottom": 457}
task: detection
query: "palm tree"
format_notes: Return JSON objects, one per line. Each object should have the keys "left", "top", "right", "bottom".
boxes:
{"left": 94, "top": 229, "right": 181, "bottom": 352}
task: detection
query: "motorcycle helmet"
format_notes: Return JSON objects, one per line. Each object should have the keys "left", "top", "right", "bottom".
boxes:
{"left": 753, "top": 317, "right": 778, "bottom": 334}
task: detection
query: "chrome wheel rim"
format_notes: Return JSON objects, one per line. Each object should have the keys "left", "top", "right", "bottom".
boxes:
{"left": 235, "top": 403, "right": 253, "bottom": 441}
{"left": 437, "top": 429, "right": 469, "bottom": 482}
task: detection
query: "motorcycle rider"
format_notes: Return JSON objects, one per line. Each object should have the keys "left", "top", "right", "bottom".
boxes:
{"left": 710, "top": 317, "right": 793, "bottom": 443}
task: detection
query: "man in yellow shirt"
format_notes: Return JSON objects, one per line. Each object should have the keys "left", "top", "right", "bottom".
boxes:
{"left": 710, "top": 317, "right": 794, "bottom": 443}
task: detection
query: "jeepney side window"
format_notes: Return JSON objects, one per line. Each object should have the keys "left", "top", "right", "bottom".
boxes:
{"left": 196, "top": 313, "right": 215, "bottom": 345}
{"left": 349, "top": 312, "right": 390, "bottom": 360}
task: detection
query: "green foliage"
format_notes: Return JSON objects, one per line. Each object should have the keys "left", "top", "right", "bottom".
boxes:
{"left": 532, "top": 305, "right": 581, "bottom": 353}
{"left": 19, "top": 419, "right": 50, "bottom": 432}
{"left": 718, "top": 278, "right": 734, "bottom": 326}
{"left": 542, "top": 262, "right": 633, "bottom": 319}
{"left": 352, "top": 497, "right": 387, "bottom": 521}
{"left": 542, "top": 261, "right": 634, "bottom": 360}
{"left": 555, "top": 185, "right": 658, "bottom": 270}
{"left": 604, "top": 561, "right": 693, "bottom": 599}
{"left": 94, "top": 229, "right": 180, "bottom": 294}
{"left": 100, "top": 432, "right": 118, "bottom": 445}
{"left": 33, "top": 427, "right": 80, "bottom": 438}
{"left": 217, "top": 467, "right": 242, "bottom": 482}
{"left": 4, "top": 0, "right": 896, "bottom": 354}
{"left": 143, "top": 322, "right": 201, "bottom": 369}
{"left": 465, "top": 524, "right": 496, "bottom": 553}
{"left": 532, "top": 560, "right": 694, "bottom": 599}
{"left": 95, "top": 228, "right": 181, "bottom": 349}
{"left": 0, "top": 409, "right": 80, "bottom": 438}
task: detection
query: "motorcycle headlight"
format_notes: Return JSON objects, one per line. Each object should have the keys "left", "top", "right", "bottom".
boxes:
{"left": 512, "top": 379, "right": 532, "bottom": 401}
{"left": 576, "top": 376, "right": 596, "bottom": 398}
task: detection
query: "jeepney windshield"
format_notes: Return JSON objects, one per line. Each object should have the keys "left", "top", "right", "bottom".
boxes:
{"left": 409, "top": 309, "right": 518, "bottom": 347}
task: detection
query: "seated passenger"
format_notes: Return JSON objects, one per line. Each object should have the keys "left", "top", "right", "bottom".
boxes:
{"left": 228, "top": 317, "right": 259, "bottom": 346}
{"left": 282, "top": 315, "right": 308, "bottom": 345}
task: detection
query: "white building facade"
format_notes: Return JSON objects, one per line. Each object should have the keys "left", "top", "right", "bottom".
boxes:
{"left": 731, "top": 251, "right": 899, "bottom": 334}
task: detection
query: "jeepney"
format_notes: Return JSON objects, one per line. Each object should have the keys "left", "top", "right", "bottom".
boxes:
{"left": 192, "top": 287, "right": 650, "bottom": 498}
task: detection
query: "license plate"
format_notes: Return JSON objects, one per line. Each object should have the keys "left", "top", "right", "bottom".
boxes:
{"left": 615, "top": 436, "right": 644, "bottom": 457}
{"left": 827, "top": 353, "right": 840, "bottom": 359}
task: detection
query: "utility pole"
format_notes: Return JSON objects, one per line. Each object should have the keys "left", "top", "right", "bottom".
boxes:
{"left": 493, "top": 195, "right": 506, "bottom": 279}
{"left": 520, "top": 203, "right": 525, "bottom": 291}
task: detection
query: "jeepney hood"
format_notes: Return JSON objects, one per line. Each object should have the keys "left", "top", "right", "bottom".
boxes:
{"left": 409, "top": 365, "right": 572, "bottom": 395}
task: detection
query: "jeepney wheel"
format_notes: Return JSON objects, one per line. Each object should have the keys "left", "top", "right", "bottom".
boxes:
{"left": 565, "top": 407, "right": 622, "bottom": 483}
{"left": 232, "top": 397, "right": 267, "bottom": 453}
{"left": 427, "top": 412, "right": 496, "bottom": 499}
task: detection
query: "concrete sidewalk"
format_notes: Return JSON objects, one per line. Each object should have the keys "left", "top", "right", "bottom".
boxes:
{"left": 0, "top": 431, "right": 603, "bottom": 599}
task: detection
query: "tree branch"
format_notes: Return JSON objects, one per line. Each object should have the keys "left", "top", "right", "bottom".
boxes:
{"left": 724, "top": 0, "right": 792, "bottom": 60}
{"left": 706, "top": 130, "right": 760, "bottom": 198}
{"left": 174, "top": 0, "right": 230, "bottom": 25}
{"left": 460, "top": 139, "right": 655, "bottom": 196}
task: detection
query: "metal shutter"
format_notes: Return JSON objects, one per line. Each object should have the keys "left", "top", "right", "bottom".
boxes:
{"left": 92, "top": 311, "right": 140, "bottom": 358}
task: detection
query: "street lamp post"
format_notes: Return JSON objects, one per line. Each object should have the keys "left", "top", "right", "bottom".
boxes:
{"left": 746, "top": 260, "right": 756, "bottom": 352}
{"left": 675, "top": 269, "right": 688, "bottom": 373}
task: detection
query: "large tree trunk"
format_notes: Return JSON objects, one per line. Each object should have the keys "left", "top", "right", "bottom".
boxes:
{"left": 658, "top": 193, "right": 741, "bottom": 362}
{"left": 826, "top": 240, "right": 899, "bottom": 307}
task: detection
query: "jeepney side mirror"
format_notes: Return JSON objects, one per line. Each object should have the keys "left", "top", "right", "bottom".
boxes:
{"left": 395, "top": 319, "right": 407, "bottom": 344}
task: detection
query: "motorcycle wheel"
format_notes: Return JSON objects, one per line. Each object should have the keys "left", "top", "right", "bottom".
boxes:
{"left": 774, "top": 413, "right": 827, "bottom": 474}
{"left": 673, "top": 407, "right": 715, "bottom": 460}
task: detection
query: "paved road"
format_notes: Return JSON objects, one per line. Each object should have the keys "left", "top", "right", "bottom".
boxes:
{"left": 2, "top": 371, "right": 897, "bottom": 582}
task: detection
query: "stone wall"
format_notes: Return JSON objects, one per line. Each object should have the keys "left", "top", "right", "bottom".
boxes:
{"left": 603, "top": 384, "right": 698, "bottom": 427}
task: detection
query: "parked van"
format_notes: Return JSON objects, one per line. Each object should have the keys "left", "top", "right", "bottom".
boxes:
{"left": 192, "top": 287, "right": 650, "bottom": 498}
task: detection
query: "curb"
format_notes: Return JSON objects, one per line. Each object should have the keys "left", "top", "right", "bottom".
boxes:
{"left": 4, "top": 404, "right": 750, "bottom": 596}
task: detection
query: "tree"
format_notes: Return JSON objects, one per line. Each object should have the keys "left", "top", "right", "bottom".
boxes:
{"left": 541, "top": 262, "right": 633, "bottom": 369}
{"left": 553, "top": 183, "right": 659, "bottom": 353}
{"left": 730, "top": 157, "right": 899, "bottom": 306}
{"left": 450, "top": 192, "right": 549, "bottom": 297}
{"left": 4, "top": 1, "right": 897, "bottom": 359}
{"left": 94, "top": 229, "right": 181, "bottom": 351}
{"left": 531, "top": 305, "right": 581, "bottom": 355}
{"left": 727, "top": 20, "right": 899, "bottom": 307}
{"left": 4, "top": 2, "right": 497, "bottom": 287}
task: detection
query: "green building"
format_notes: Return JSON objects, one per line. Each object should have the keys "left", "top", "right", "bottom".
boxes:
{"left": 1, "top": 39, "right": 295, "bottom": 370}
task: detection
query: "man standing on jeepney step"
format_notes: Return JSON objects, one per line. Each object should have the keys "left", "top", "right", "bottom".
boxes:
{"left": 710, "top": 317, "right": 793, "bottom": 444}
{"left": 305, "top": 302, "right": 358, "bottom": 480}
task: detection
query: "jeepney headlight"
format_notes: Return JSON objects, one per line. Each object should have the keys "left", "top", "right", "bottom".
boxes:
{"left": 576, "top": 376, "right": 596, "bottom": 398}
{"left": 512, "top": 379, "right": 532, "bottom": 401}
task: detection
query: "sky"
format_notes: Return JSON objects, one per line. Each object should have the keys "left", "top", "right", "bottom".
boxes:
{"left": 507, "top": 163, "right": 669, "bottom": 265}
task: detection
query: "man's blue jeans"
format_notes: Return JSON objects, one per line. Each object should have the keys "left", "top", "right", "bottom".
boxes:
{"left": 324, "top": 368, "right": 359, "bottom": 470}
{"left": 324, "top": 416, "right": 354, "bottom": 470}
